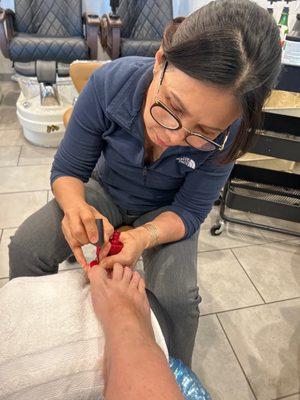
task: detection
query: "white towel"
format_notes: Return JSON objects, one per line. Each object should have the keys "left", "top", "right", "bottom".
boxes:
{"left": 0, "top": 269, "right": 168, "bottom": 400}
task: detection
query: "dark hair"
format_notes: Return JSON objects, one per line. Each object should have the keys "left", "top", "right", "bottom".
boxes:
{"left": 162, "top": 0, "right": 282, "bottom": 162}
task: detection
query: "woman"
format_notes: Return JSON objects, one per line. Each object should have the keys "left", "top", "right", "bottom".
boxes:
{"left": 9, "top": 0, "right": 281, "bottom": 367}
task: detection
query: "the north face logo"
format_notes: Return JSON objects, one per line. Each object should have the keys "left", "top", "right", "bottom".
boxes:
{"left": 176, "top": 157, "right": 196, "bottom": 169}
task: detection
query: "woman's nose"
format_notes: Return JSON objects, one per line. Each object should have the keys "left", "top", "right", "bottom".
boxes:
{"left": 164, "top": 129, "right": 187, "bottom": 146}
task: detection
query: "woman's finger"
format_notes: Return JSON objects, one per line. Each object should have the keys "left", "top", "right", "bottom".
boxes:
{"left": 73, "top": 246, "right": 89, "bottom": 269}
{"left": 62, "top": 219, "right": 81, "bottom": 249}
{"left": 68, "top": 214, "right": 90, "bottom": 245}
{"left": 62, "top": 220, "right": 88, "bottom": 269}
{"left": 80, "top": 210, "right": 98, "bottom": 244}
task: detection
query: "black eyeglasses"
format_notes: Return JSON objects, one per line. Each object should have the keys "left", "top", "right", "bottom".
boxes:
{"left": 150, "top": 62, "right": 230, "bottom": 152}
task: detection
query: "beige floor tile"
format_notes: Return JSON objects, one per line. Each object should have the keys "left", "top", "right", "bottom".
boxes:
{"left": 0, "top": 80, "right": 19, "bottom": 92}
{"left": 192, "top": 315, "right": 255, "bottom": 400}
{"left": 19, "top": 143, "right": 57, "bottom": 166}
{"left": 198, "top": 249, "right": 263, "bottom": 315}
{"left": 48, "top": 190, "right": 54, "bottom": 202}
{"left": 198, "top": 221, "right": 266, "bottom": 252}
{"left": 201, "top": 205, "right": 222, "bottom": 230}
{"left": 0, "top": 228, "right": 17, "bottom": 279}
{"left": 280, "top": 394, "right": 300, "bottom": 400}
{"left": 0, "top": 165, "right": 51, "bottom": 194}
{"left": 218, "top": 299, "right": 300, "bottom": 400}
{"left": 0, "top": 191, "right": 47, "bottom": 229}
{"left": 201, "top": 206, "right": 252, "bottom": 230}
{"left": 232, "top": 241, "right": 300, "bottom": 302}
{"left": 0, "top": 278, "right": 9, "bottom": 288}
{"left": 248, "top": 214, "right": 300, "bottom": 242}
{"left": 0, "top": 106, "right": 20, "bottom": 129}
{"left": 0, "top": 128, "right": 27, "bottom": 146}
{"left": 1, "top": 88, "right": 20, "bottom": 107}
{"left": 0, "top": 146, "right": 21, "bottom": 166}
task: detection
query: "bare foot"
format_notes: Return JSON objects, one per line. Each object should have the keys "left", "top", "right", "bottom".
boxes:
{"left": 88, "top": 263, "right": 155, "bottom": 345}
{"left": 88, "top": 264, "right": 183, "bottom": 400}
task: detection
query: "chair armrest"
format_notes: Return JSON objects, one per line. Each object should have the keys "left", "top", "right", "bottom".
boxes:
{"left": 100, "top": 13, "right": 121, "bottom": 60}
{"left": 83, "top": 12, "right": 100, "bottom": 60}
{"left": 0, "top": 8, "right": 15, "bottom": 58}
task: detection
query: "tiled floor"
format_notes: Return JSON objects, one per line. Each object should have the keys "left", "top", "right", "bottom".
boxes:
{"left": 1, "top": 79, "right": 300, "bottom": 400}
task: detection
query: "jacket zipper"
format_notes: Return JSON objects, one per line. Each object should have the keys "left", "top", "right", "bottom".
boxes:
{"left": 143, "top": 166, "right": 147, "bottom": 185}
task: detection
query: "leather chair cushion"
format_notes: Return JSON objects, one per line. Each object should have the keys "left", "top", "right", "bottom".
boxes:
{"left": 9, "top": 33, "right": 88, "bottom": 63}
{"left": 14, "top": 0, "right": 83, "bottom": 37}
{"left": 120, "top": 38, "right": 161, "bottom": 57}
{"left": 117, "top": 0, "right": 173, "bottom": 40}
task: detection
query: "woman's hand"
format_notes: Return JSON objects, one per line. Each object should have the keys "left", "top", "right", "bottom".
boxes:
{"left": 101, "top": 228, "right": 151, "bottom": 270}
{"left": 61, "top": 201, "right": 114, "bottom": 269}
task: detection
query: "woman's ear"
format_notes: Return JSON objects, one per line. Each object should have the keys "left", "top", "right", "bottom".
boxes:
{"left": 153, "top": 47, "right": 165, "bottom": 73}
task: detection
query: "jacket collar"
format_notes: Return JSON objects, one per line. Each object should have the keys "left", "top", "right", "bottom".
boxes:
{"left": 106, "top": 60, "right": 154, "bottom": 137}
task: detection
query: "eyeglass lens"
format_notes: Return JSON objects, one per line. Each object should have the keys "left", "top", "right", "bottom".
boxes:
{"left": 151, "top": 105, "right": 179, "bottom": 129}
{"left": 151, "top": 105, "right": 217, "bottom": 151}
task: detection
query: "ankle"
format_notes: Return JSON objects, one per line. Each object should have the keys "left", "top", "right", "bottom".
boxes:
{"left": 106, "top": 325, "right": 155, "bottom": 348}
{"left": 107, "top": 336, "right": 161, "bottom": 368}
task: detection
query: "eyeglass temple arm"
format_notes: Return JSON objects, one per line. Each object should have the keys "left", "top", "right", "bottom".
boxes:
{"left": 155, "top": 61, "right": 168, "bottom": 97}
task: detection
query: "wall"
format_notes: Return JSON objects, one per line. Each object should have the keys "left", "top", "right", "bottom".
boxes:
{"left": 173, "top": 0, "right": 300, "bottom": 25}
{"left": 0, "top": 0, "right": 299, "bottom": 75}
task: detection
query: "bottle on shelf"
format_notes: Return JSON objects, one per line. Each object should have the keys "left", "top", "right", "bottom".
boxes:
{"left": 278, "top": 1, "right": 290, "bottom": 46}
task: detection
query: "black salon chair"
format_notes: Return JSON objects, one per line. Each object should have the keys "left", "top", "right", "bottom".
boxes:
{"left": 0, "top": 0, "right": 100, "bottom": 81}
{"left": 100, "top": 0, "right": 173, "bottom": 60}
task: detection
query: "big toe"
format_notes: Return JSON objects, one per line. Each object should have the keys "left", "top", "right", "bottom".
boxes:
{"left": 88, "top": 264, "right": 108, "bottom": 287}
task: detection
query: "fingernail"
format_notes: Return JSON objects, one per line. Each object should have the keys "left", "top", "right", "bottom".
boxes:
{"left": 91, "top": 236, "right": 97, "bottom": 244}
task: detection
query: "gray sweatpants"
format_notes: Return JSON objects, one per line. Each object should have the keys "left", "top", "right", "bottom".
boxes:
{"left": 8, "top": 174, "right": 201, "bottom": 366}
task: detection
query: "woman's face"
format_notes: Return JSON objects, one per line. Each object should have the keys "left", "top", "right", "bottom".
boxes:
{"left": 143, "top": 52, "right": 241, "bottom": 151}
